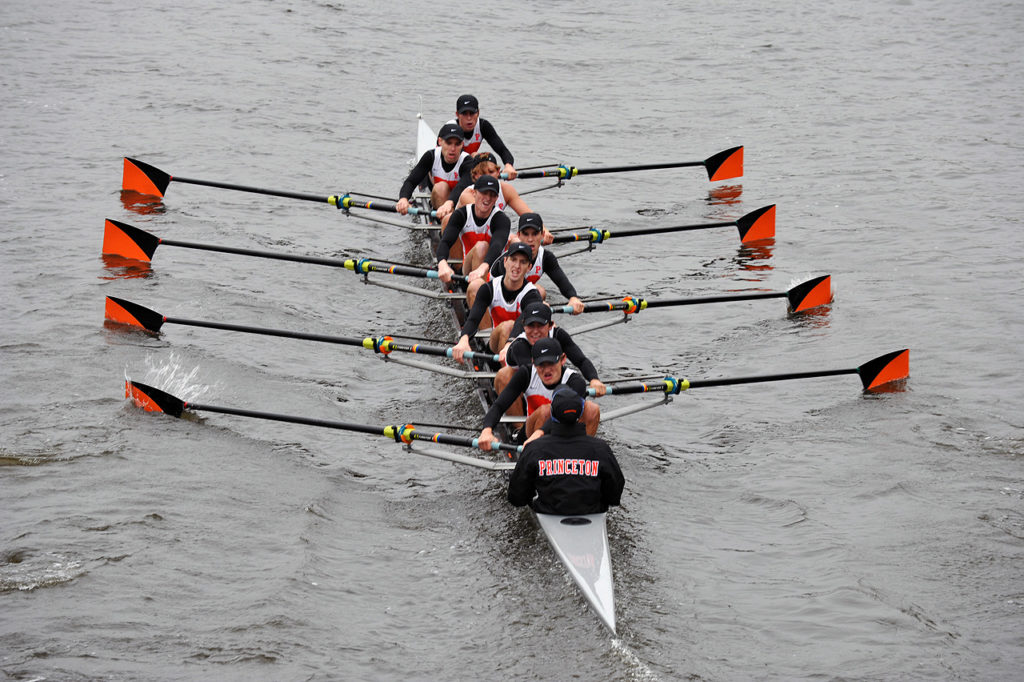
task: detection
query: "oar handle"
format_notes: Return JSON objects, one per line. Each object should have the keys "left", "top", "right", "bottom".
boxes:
{"left": 387, "top": 425, "right": 519, "bottom": 454}
{"left": 371, "top": 337, "right": 500, "bottom": 363}
{"left": 344, "top": 258, "right": 467, "bottom": 284}
{"left": 334, "top": 194, "right": 436, "bottom": 217}
{"left": 589, "top": 378, "right": 689, "bottom": 396}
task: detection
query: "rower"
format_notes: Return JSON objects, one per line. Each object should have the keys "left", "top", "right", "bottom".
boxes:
{"left": 448, "top": 94, "right": 516, "bottom": 179}
{"left": 491, "top": 213, "right": 581, "bottom": 313}
{"left": 500, "top": 300, "right": 606, "bottom": 399}
{"left": 436, "top": 175, "right": 511, "bottom": 283}
{"left": 507, "top": 387, "right": 624, "bottom": 515}
{"left": 477, "top": 337, "right": 601, "bottom": 449}
{"left": 396, "top": 122, "right": 472, "bottom": 215}
{"left": 438, "top": 151, "right": 532, "bottom": 226}
{"left": 451, "top": 242, "right": 542, "bottom": 363}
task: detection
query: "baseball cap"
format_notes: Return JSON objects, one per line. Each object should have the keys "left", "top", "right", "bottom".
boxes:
{"left": 550, "top": 387, "right": 584, "bottom": 424}
{"left": 438, "top": 123, "right": 463, "bottom": 141}
{"left": 474, "top": 175, "right": 500, "bottom": 195}
{"left": 456, "top": 94, "right": 479, "bottom": 113}
{"left": 518, "top": 213, "right": 543, "bottom": 233}
{"left": 532, "top": 337, "right": 563, "bottom": 365}
{"left": 522, "top": 302, "right": 552, "bottom": 326}
{"left": 504, "top": 241, "right": 534, "bottom": 264}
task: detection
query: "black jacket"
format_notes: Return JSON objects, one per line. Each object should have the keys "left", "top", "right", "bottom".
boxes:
{"left": 508, "top": 422, "right": 624, "bottom": 515}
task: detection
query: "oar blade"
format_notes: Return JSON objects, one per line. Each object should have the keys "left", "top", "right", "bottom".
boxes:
{"left": 856, "top": 349, "right": 910, "bottom": 391}
{"left": 105, "top": 297, "right": 165, "bottom": 332}
{"left": 735, "top": 204, "right": 776, "bottom": 243}
{"left": 123, "top": 158, "right": 171, "bottom": 197}
{"left": 103, "top": 219, "right": 159, "bottom": 262}
{"left": 786, "top": 275, "right": 833, "bottom": 312}
{"left": 704, "top": 146, "right": 743, "bottom": 181}
{"left": 125, "top": 380, "right": 185, "bottom": 416}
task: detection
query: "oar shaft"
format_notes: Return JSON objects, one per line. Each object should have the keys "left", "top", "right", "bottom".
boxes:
{"left": 574, "top": 160, "right": 704, "bottom": 176}
{"left": 550, "top": 220, "right": 737, "bottom": 244}
{"left": 164, "top": 316, "right": 368, "bottom": 347}
{"left": 553, "top": 291, "right": 786, "bottom": 315}
{"left": 172, "top": 175, "right": 330, "bottom": 204}
{"left": 341, "top": 196, "right": 435, "bottom": 217}
{"left": 687, "top": 367, "right": 858, "bottom": 389}
{"left": 159, "top": 237, "right": 348, "bottom": 267}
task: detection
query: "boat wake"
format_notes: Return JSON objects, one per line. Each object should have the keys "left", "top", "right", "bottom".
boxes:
{"left": 611, "top": 638, "right": 662, "bottom": 681}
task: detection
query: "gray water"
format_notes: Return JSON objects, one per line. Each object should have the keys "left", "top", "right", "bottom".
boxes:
{"left": 2, "top": 1, "right": 1022, "bottom": 680}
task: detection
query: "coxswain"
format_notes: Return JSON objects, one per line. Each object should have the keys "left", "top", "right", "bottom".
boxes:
{"left": 451, "top": 242, "right": 542, "bottom": 363}
{"left": 490, "top": 213, "right": 582, "bottom": 313}
{"left": 435, "top": 175, "right": 511, "bottom": 283}
{"left": 396, "top": 122, "right": 472, "bottom": 215}
{"left": 438, "top": 151, "right": 532, "bottom": 226}
{"left": 477, "top": 337, "right": 601, "bottom": 450}
{"left": 507, "top": 387, "right": 624, "bottom": 516}
{"left": 448, "top": 94, "right": 516, "bottom": 179}
{"left": 499, "top": 299, "right": 606, "bottom": 401}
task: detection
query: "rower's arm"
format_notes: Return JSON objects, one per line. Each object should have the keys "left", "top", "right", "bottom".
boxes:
{"left": 480, "top": 118, "right": 514, "bottom": 167}
{"left": 543, "top": 251, "right": 579, "bottom": 300}
{"left": 399, "top": 151, "right": 434, "bottom": 200}
{"left": 436, "top": 211, "right": 466, "bottom": 262}
{"left": 482, "top": 213, "right": 512, "bottom": 266}
{"left": 459, "top": 282, "right": 493, "bottom": 339}
{"left": 557, "top": 328, "right": 600, "bottom": 382}
{"left": 481, "top": 366, "right": 530, "bottom": 429}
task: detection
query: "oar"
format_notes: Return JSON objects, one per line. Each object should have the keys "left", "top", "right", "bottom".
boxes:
{"left": 551, "top": 275, "right": 832, "bottom": 315}
{"left": 124, "top": 380, "right": 520, "bottom": 463}
{"left": 101, "top": 219, "right": 465, "bottom": 282}
{"left": 509, "top": 146, "right": 743, "bottom": 182}
{"left": 105, "top": 297, "right": 499, "bottom": 363}
{"left": 123, "top": 157, "right": 349, "bottom": 205}
{"left": 551, "top": 205, "right": 775, "bottom": 245}
{"left": 588, "top": 349, "right": 910, "bottom": 395}
{"left": 337, "top": 194, "right": 436, "bottom": 217}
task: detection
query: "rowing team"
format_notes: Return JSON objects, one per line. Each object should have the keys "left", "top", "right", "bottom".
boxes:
{"left": 393, "top": 96, "right": 617, "bottom": 456}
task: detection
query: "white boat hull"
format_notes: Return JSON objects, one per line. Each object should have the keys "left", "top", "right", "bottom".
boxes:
{"left": 535, "top": 512, "right": 616, "bottom": 634}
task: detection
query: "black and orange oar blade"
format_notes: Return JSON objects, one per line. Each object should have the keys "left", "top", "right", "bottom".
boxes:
{"left": 513, "top": 146, "right": 743, "bottom": 182}
{"left": 105, "top": 296, "right": 166, "bottom": 331}
{"left": 123, "top": 380, "right": 520, "bottom": 456}
{"left": 785, "top": 275, "right": 833, "bottom": 312}
{"left": 126, "top": 380, "right": 186, "bottom": 416}
{"left": 550, "top": 204, "right": 775, "bottom": 246}
{"left": 122, "top": 157, "right": 343, "bottom": 206}
{"left": 103, "top": 219, "right": 160, "bottom": 262}
{"left": 595, "top": 349, "right": 910, "bottom": 397}
{"left": 123, "top": 158, "right": 172, "bottom": 197}
{"left": 703, "top": 146, "right": 744, "bottom": 182}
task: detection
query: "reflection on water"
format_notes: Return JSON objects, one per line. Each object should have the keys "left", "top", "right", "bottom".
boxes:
{"left": 733, "top": 239, "right": 775, "bottom": 274}
{"left": 119, "top": 190, "right": 166, "bottom": 215}
{"left": 707, "top": 184, "right": 743, "bottom": 206}
{"left": 99, "top": 254, "right": 153, "bottom": 280}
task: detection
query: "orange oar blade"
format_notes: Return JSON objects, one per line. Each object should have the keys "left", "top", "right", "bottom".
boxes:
{"left": 857, "top": 349, "right": 910, "bottom": 391}
{"left": 705, "top": 146, "right": 743, "bottom": 181}
{"left": 122, "top": 158, "right": 171, "bottom": 197}
{"left": 105, "top": 297, "right": 165, "bottom": 332}
{"left": 735, "top": 204, "right": 776, "bottom": 243}
{"left": 125, "top": 380, "right": 186, "bottom": 416}
{"left": 102, "top": 219, "right": 159, "bottom": 262}
{"left": 786, "top": 275, "right": 833, "bottom": 312}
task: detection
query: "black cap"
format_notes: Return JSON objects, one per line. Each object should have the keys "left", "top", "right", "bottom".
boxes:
{"left": 456, "top": 94, "right": 479, "bottom": 113}
{"left": 504, "top": 241, "right": 534, "bottom": 264}
{"left": 518, "top": 213, "right": 543, "bottom": 233}
{"left": 473, "top": 151, "right": 497, "bottom": 165}
{"left": 474, "top": 175, "right": 500, "bottom": 195}
{"left": 550, "top": 387, "right": 584, "bottom": 424}
{"left": 532, "top": 337, "right": 563, "bottom": 365}
{"left": 438, "top": 123, "right": 463, "bottom": 141}
{"left": 522, "top": 302, "right": 552, "bottom": 326}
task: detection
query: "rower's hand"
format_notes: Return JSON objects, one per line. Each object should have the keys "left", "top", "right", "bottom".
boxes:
{"left": 436, "top": 200, "right": 454, "bottom": 219}
{"left": 542, "top": 228, "right": 554, "bottom": 245}
{"left": 589, "top": 378, "right": 607, "bottom": 397}
{"left": 524, "top": 429, "right": 544, "bottom": 445}
{"left": 478, "top": 427, "right": 494, "bottom": 451}
{"left": 503, "top": 163, "right": 518, "bottom": 180}
{"left": 466, "top": 263, "right": 489, "bottom": 282}
{"left": 567, "top": 296, "right": 584, "bottom": 314}
{"left": 437, "top": 260, "right": 455, "bottom": 284}
{"left": 452, "top": 336, "right": 472, "bottom": 364}
{"left": 396, "top": 197, "right": 411, "bottom": 215}
{"left": 498, "top": 343, "right": 510, "bottom": 365}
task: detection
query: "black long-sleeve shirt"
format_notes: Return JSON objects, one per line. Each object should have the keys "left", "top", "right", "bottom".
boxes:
{"left": 460, "top": 280, "right": 542, "bottom": 339}
{"left": 398, "top": 149, "right": 474, "bottom": 201}
{"left": 505, "top": 327, "right": 599, "bottom": 382}
{"left": 508, "top": 422, "right": 624, "bottom": 515}
{"left": 481, "top": 366, "right": 587, "bottom": 430}
{"left": 489, "top": 247, "right": 578, "bottom": 300}
{"left": 436, "top": 206, "right": 511, "bottom": 267}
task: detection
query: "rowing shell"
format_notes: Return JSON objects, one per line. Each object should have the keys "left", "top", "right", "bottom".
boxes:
{"left": 415, "top": 115, "right": 618, "bottom": 634}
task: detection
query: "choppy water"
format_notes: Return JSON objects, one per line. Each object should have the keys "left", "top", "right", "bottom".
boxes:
{"left": 2, "top": 1, "right": 1022, "bottom": 680}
